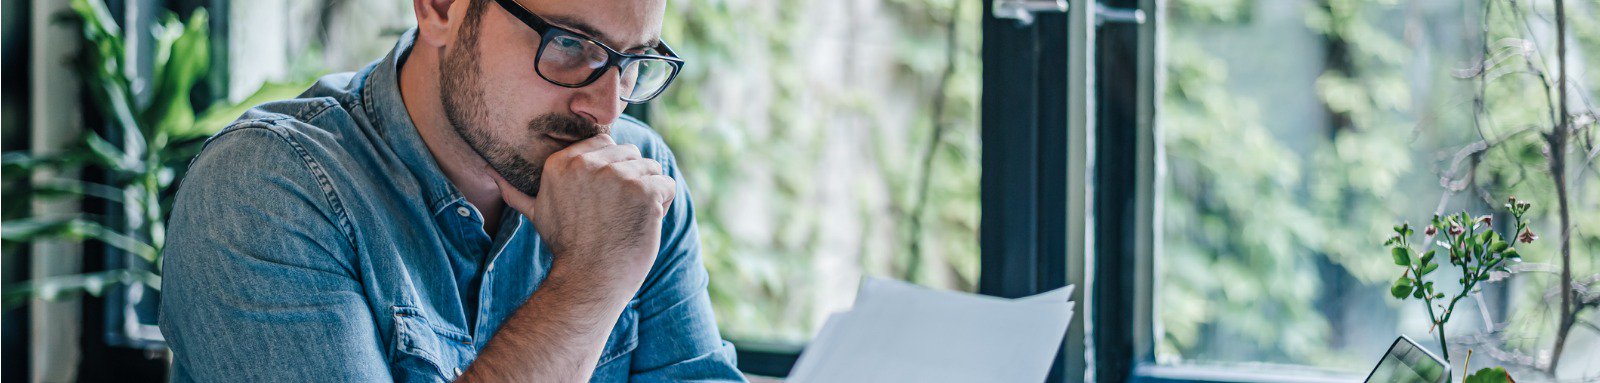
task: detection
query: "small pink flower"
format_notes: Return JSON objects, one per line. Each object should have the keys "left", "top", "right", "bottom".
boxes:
{"left": 1519, "top": 228, "right": 1538, "bottom": 243}
{"left": 1448, "top": 225, "right": 1465, "bottom": 236}
{"left": 1424, "top": 226, "right": 1438, "bottom": 236}
{"left": 1477, "top": 215, "right": 1492, "bottom": 226}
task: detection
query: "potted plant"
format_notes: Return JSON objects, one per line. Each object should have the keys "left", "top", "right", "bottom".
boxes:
{"left": 1, "top": 0, "right": 304, "bottom": 343}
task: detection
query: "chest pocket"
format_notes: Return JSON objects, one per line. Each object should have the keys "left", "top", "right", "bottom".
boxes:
{"left": 389, "top": 306, "right": 474, "bottom": 383}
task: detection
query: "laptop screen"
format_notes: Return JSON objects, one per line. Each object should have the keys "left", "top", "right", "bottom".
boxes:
{"left": 1364, "top": 336, "right": 1449, "bottom": 383}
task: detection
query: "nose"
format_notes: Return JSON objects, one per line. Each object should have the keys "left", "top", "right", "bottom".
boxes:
{"left": 568, "top": 66, "right": 626, "bottom": 126}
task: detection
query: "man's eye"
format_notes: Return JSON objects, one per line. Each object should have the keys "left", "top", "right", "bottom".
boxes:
{"left": 554, "top": 37, "right": 582, "bottom": 49}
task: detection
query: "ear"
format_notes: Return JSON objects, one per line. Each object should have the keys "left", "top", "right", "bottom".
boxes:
{"left": 413, "top": 0, "right": 469, "bottom": 49}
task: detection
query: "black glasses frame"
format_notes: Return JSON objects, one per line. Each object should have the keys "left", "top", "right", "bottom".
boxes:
{"left": 491, "top": 0, "right": 685, "bottom": 103}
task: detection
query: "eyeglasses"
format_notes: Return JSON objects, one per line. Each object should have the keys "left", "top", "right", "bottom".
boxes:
{"left": 492, "top": 0, "right": 685, "bottom": 104}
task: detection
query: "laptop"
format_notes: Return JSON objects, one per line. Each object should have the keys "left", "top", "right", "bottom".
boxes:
{"left": 1364, "top": 335, "right": 1451, "bottom": 383}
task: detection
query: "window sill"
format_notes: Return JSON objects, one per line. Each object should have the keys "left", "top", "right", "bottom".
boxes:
{"left": 1133, "top": 363, "right": 1364, "bottom": 383}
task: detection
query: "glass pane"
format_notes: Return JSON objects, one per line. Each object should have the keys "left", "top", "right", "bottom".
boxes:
{"left": 1159, "top": 0, "right": 1600, "bottom": 376}
{"left": 655, "top": 0, "right": 982, "bottom": 343}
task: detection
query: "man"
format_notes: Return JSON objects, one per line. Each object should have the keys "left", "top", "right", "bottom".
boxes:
{"left": 158, "top": 0, "right": 744, "bottom": 381}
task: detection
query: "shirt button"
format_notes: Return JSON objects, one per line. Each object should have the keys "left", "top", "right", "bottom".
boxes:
{"left": 486, "top": 262, "right": 495, "bottom": 273}
{"left": 452, "top": 367, "right": 462, "bottom": 378}
{"left": 456, "top": 206, "right": 471, "bottom": 217}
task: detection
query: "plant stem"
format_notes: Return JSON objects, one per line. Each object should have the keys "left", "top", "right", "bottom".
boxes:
{"left": 1437, "top": 317, "right": 1450, "bottom": 364}
{"left": 1548, "top": 0, "right": 1575, "bottom": 374}
{"left": 904, "top": 3, "right": 961, "bottom": 283}
{"left": 1411, "top": 257, "right": 1450, "bottom": 362}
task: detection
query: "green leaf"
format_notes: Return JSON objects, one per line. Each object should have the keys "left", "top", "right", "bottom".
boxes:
{"left": 3, "top": 151, "right": 96, "bottom": 177}
{"left": 1390, "top": 276, "right": 1414, "bottom": 299}
{"left": 84, "top": 131, "right": 141, "bottom": 174}
{"left": 187, "top": 81, "right": 312, "bottom": 138}
{"left": 145, "top": 8, "right": 210, "bottom": 138}
{"left": 0, "top": 269, "right": 160, "bottom": 309}
{"left": 28, "top": 178, "right": 128, "bottom": 204}
{"left": 1420, "top": 249, "right": 1435, "bottom": 265}
{"left": 1463, "top": 367, "right": 1512, "bottom": 383}
{"left": 1391, "top": 247, "right": 1412, "bottom": 266}
{"left": 1420, "top": 262, "right": 1439, "bottom": 276}
{"left": 67, "top": 0, "right": 124, "bottom": 60}
{"left": 1, "top": 218, "right": 157, "bottom": 264}
{"left": 96, "top": 78, "right": 148, "bottom": 159}
{"left": 1488, "top": 241, "right": 1509, "bottom": 254}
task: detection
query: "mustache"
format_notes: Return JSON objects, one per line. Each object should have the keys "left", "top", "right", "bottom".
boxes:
{"left": 529, "top": 113, "right": 607, "bottom": 140}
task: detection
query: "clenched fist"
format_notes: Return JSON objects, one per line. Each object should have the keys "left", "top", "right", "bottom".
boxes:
{"left": 494, "top": 134, "right": 676, "bottom": 288}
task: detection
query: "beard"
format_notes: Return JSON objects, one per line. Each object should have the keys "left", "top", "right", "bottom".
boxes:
{"left": 437, "top": 26, "right": 605, "bottom": 197}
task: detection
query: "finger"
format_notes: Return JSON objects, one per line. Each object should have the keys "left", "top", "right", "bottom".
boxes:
{"left": 604, "top": 158, "right": 665, "bottom": 179}
{"left": 645, "top": 174, "right": 677, "bottom": 213}
{"left": 575, "top": 144, "right": 644, "bottom": 170}
{"left": 490, "top": 171, "right": 536, "bottom": 212}
{"left": 555, "top": 133, "right": 616, "bottom": 157}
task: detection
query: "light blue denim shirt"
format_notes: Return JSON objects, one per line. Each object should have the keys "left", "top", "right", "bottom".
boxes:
{"left": 159, "top": 29, "right": 743, "bottom": 382}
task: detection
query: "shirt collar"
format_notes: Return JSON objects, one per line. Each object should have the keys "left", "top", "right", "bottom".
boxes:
{"left": 361, "top": 28, "right": 467, "bottom": 217}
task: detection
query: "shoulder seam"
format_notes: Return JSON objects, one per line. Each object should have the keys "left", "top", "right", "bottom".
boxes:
{"left": 210, "top": 120, "right": 359, "bottom": 252}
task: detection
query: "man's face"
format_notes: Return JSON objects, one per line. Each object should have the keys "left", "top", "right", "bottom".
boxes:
{"left": 439, "top": 0, "right": 666, "bottom": 196}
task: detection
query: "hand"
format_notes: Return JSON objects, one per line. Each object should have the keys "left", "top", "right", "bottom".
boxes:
{"left": 493, "top": 134, "right": 676, "bottom": 288}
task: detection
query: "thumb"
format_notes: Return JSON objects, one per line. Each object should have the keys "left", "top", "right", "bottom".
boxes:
{"left": 490, "top": 171, "right": 536, "bottom": 213}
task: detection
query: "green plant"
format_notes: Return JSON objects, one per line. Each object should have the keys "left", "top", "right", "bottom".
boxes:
{"left": 1383, "top": 197, "right": 1536, "bottom": 365}
{"left": 1, "top": 0, "right": 303, "bottom": 308}
{"left": 1461, "top": 350, "right": 1516, "bottom": 383}
{"left": 1463, "top": 367, "right": 1513, "bottom": 383}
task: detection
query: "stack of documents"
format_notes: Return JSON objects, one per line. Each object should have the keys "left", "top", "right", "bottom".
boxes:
{"left": 786, "top": 277, "right": 1076, "bottom": 383}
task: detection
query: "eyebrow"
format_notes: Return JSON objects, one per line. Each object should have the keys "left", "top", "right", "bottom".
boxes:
{"left": 542, "top": 14, "right": 661, "bottom": 53}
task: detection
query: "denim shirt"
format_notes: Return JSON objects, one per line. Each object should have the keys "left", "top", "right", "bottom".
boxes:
{"left": 159, "top": 29, "right": 743, "bottom": 383}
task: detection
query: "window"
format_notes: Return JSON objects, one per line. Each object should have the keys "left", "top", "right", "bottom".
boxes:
{"left": 1151, "top": 0, "right": 1600, "bottom": 380}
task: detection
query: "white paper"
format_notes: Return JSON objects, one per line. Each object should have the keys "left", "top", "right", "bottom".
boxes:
{"left": 786, "top": 277, "right": 1077, "bottom": 383}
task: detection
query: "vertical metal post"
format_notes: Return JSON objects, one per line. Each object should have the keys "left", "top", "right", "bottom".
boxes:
{"left": 28, "top": 0, "right": 84, "bottom": 381}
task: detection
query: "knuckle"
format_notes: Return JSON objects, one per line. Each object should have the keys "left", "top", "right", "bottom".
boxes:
{"left": 601, "top": 161, "right": 627, "bottom": 176}
{"left": 577, "top": 153, "right": 606, "bottom": 170}
{"left": 662, "top": 180, "right": 678, "bottom": 197}
{"left": 628, "top": 178, "right": 651, "bottom": 193}
{"left": 560, "top": 149, "right": 585, "bottom": 162}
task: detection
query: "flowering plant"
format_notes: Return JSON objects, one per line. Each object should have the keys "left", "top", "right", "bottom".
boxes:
{"left": 1382, "top": 196, "right": 1535, "bottom": 365}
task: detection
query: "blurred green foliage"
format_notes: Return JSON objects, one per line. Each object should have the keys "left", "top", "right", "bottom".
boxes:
{"left": 1161, "top": 0, "right": 1598, "bottom": 372}
{"left": 654, "top": 0, "right": 981, "bottom": 342}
